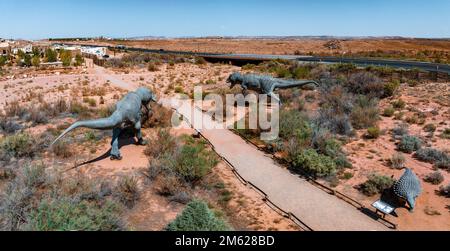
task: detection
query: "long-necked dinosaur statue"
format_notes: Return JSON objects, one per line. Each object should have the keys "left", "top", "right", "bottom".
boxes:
{"left": 227, "top": 72, "right": 319, "bottom": 104}
{"left": 51, "top": 87, "right": 157, "bottom": 160}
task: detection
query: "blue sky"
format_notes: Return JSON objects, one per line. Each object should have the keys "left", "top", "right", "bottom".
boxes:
{"left": 1, "top": 0, "right": 449, "bottom": 39}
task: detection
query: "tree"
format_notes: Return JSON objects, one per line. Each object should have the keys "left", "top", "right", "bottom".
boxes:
{"left": 32, "top": 55, "right": 40, "bottom": 67}
{"left": 32, "top": 47, "right": 41, "bottom": 57}
{"left": 0, "top": 56, "right": 7, "bottom": 67}
{"left": 60, "top": 49, "right": 72, "bottom": 66}
{"left": 74, "top": 54, "right": 84, "bottom": 66}
{"left": 45, "top": 48, "right": 57, "bottom": 62}
{"left": 23, "top": 54, "right": 32, "bottom": 67}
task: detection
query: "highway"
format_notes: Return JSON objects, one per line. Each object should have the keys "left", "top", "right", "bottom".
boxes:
{"left": 61, "top": 42, "right": 450, "bottom": 75}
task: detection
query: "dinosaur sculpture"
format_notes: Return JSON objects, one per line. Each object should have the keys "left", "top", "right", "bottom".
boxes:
{"left": 227, "top": 72, "right": 319, "bottom": 104}
{"left": 51, "top": 87, "right": 157, "bottom": 160}
{"left": 393, "top": 168, "right": 422, "bottom": 212}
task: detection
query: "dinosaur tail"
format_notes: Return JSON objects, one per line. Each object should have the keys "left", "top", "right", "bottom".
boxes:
{"left": 51, "top": 113, "right": 122, "bottom": 146}
{"left": 276, "top": 80, "right": 319, "bottom": 89}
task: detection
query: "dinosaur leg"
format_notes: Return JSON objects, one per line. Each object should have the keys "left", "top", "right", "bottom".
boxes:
{"left": 268, "top": 92, "right": 281, "bottom": 105}
{"left": 110, "top": 127, "right": 122, "bottom": 160}
{"left": 135, "top": 121, "right": 147, "bottom": 146}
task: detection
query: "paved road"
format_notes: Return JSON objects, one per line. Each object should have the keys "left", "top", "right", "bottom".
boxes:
{"left": 93, "top": 67, "right": 388, "bottom": 231}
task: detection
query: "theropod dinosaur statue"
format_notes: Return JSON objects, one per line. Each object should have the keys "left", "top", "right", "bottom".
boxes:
{"left": 51, "top": 87, "right": 157, "bottom": 160}
{"left": 227, "top": 72, "right": 319, "bottom": 104}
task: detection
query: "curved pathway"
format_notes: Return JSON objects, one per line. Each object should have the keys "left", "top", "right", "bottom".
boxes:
{"left": 94, "top": 66, "right": 388, "bottom": 231}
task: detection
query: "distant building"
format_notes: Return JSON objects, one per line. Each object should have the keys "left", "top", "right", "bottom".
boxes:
{"left": 0, "top": 42, "right": 10, "bottom": 56}
{"left": 81, "top": 46, "right": 107, "bottom": 58}
{"left": 12, "top": 44, "right": 33, "bottom": 54}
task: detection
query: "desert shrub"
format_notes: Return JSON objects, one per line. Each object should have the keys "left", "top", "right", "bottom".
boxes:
{"left": 365, "top": 126, "right": 381, "bottom": 139}
{"left": 97, "top": 104, "right": 116, "bottom": 118}
{"left": 51, "top": 141, "right": 73, "bottom": 158}
{"left": 26, "top": 198, "right": 123, "bottom": 231}
{"left": 0, "top": 133, "right": 37, "bottom": 160}
{"left": 292, "top": 149, "right": 337, "bottom": 177}
{"left": 25, "top": 108, "right": 48, "bottom": 125}
{"left": 315, "top": 109, "right": 353, "bottom": 136}
{"left": 5, "top": 101, "right": 28, "bottom": 118}
{"left": 398, "top": 135, "right": 422, "bottom": 153}
{"left": 147, "top": 62, "right": 159, "bottom": 72}
{"left": 279, "top": 109, "right": 312, "bottom": 147}
{"left": 143, "top": 103, "right": 173, "bottom": 128}
{"left": 347, "top": 72, "right": 384, "bottom": 98}
{"left": 423, "top": 124, "right": 436, "bottom": 133}
{"left": 350, "top": 95, "right": 379, "bottom": 129}
{"left": 319, "top": 85, "right": 354, "bottom": 115}
{"left": 0, "top": 164, "right": 125, "bottom": 231}
{"left": 311, "top": 129, "right": 351, "bottom": 168}
{"left": 390, "top": 152, "right": 406, "bottom": 169}
{"left": 438, "top": 184, "right": 450, "bottom": 198}
{"left": 424, "top": 171, "right": 444, "bottom": 185}
{"left": 392, "top": 123, "right": 409, "bottom": 137}
{"left": 0, "top": 118, "right": 23, "bottom": 134}
{"left": 359, "top": 174, "right": 395, "bottom": 196}
{"left": 69, "top": 101, "right": 90, "bottom": 118}
{"left": 174, "top": 86, "right": 184, "bottom": 94}
{"left": 175, "top": 138, "right": 218, "bottom": 182}
{"left": 195, "top": 57, "right": 207, "bottom": 65}
{"left": 383, "top": 80, "right": 400, "bottom": 97}
{"left": 392, "top": 99, "right": 406, "bottom": 109}
{"left": 83, "top": 97, "right": 97, "bottom": 107}
{"left": 156, "top": 173, "right": 184, "bottom": 196}
{"left": 114, "top": 175, "right": 140, "bottom": 208}
{"left": 166, "top": 200, "right": 231, "bottom": 231}
{"left": 383, "top": 107, "right": 395, "bottom": 117}
{"left": 441, "top": 128, "right": 450, "bottom": 139}
{"left": 414, "top": 148, "right": 447, "bottom": 163}
{"left": 144, "top": 129, "right": 178, "bottom": 159}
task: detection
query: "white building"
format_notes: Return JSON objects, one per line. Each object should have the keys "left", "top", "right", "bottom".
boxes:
{"left": 81, "top": 47, "right": 107, "bottom": 58}
{"left": 12, "top": 44, "right": 33, "bottom": 54}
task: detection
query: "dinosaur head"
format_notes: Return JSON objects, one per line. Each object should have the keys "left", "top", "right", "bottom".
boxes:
{"left": 227, "top": 72, "right": 242, "bottom": 89}
{"left": 136, "top": 87, "right": 157, "bottom": 105}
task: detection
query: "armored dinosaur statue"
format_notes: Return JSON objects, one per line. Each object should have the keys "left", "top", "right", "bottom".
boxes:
{"left": 393, "top": 168, "right": 422, "bottom": 212}
{"left": 51, "top": 87, "right": 157, "bottom": 160}
{"left": 227, "top": 72, "right": 319, "bottom": 104}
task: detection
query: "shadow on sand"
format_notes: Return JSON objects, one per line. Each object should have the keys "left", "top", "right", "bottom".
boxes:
{"left": 65, "top": 133, "right": 139, "bottom": 172}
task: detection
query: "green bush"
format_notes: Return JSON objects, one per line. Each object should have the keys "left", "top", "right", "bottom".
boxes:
{"left": 350, "top": 96, "right": 379, "bottom": 129}
{"left": 27, "top": 198, "right": 123, "bottom": 231}
{"left": 359, "top": 174, "right": 395, "bottom": 196}
{"left": 398, "top": 135, "right": 422, "bottom": 153}
{"left": 365, "top": 126, "right": 381, "bottom": 139}
{"left": 392, "top": 99, "right": 406, "bottom": 109}
{"left": 441, "top": 128, "right": 450, "bottom": 139}
{"left": 383, "top": 80, "right": 400, "bottom": 97}
{"left": 423, "top": 123, "right": 436, "bottom": 133}
{"left": 415, "top": 148, "right": 449, "bottom": 169}
{"left": 0, "top": 133, "right": 37, "bottom": 159}
{"left": 175, "top": 138, "right": 218, "bottom": 182}
{"left": 166, "top": 200, "right": 231, "bottom": 231}
{"left": 279, "top": 109, "right": 312, "bottom": 146}
{"left": 383, "top": 107, "right": 395, "bottom": 117}
{"left": 292, "top": 149, "right": 337, "bottom": 177}
{"left": 424, "top": 171, "right": 444, "bottom": 185}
